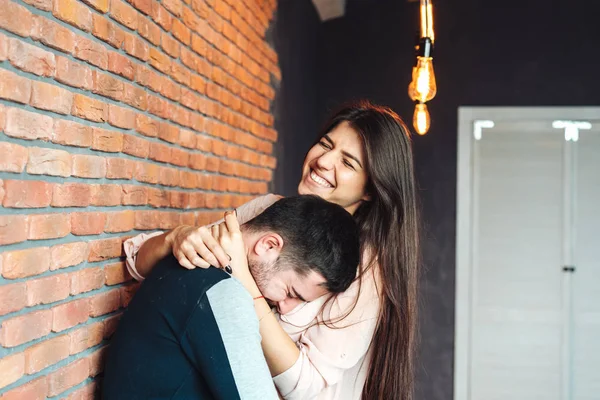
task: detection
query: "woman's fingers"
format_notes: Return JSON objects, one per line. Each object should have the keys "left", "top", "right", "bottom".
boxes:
{"left": 196, "top": 229, "right": 231, "bottom": 268}
{"left": 224, "top": 210, "right": 240, "bottom": 234}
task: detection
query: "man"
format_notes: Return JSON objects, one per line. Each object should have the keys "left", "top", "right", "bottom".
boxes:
{"left": 103, "top": 195, "right": 360, "bottom": 399}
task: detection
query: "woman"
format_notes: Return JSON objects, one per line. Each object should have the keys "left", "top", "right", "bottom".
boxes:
{"left": 124, "top": 100, "right": 420, "bottom": 399}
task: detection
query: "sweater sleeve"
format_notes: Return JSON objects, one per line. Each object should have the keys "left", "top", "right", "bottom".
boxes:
{"left": 122, "top": 194, "right": 281, "bottom": 282}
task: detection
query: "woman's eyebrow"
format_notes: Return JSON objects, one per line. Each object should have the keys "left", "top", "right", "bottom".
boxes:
{"left": 323, "top": 134, "right": 363, "bottom": 168}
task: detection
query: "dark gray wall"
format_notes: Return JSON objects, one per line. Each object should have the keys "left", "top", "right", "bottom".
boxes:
{"left": 270, "top": 0, "right": 322, "bottom": 197}
{"left": 273, "top": 0, "right": 600, "bottom": 399}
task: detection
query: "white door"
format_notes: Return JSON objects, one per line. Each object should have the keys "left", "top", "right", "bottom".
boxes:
{"left": 454, "top": 108, "right": 600, "bottom": 400}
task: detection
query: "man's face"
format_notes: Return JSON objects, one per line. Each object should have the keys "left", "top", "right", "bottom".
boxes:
{"left": 248, "top": 258, "right": 329, "bottom": 315}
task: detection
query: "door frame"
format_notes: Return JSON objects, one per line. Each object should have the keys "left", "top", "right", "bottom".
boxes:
{"left": 454, "top": 106, "right": 600, "bottom": 400}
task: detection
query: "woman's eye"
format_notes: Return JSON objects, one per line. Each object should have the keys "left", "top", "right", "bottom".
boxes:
{"left": 319, "top": 141, "right": 331, "bottom": 150}
{"left": 343, "top": 159, "right": 355, "bottom": 169}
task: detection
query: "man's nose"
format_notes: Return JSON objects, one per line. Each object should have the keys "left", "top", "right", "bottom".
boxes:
{"left": 277, "top": 298, "right": 302, "bottom": 315}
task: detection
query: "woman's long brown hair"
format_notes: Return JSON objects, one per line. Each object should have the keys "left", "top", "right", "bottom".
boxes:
{"left": 320, "top": 101, "right": 421, "bottom": 400}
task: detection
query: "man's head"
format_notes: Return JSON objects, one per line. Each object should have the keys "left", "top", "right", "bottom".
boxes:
{"left": 241, "top": 195, "right": 360, "bottom": 314}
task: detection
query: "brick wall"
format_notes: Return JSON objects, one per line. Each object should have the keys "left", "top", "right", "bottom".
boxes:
{"left": 0, "top": 0, "right": 280, "bottom": 396}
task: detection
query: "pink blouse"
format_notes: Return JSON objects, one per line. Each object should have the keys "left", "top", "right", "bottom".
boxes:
{"left": 123, "top": 194, "right": 381, "bottom": 400}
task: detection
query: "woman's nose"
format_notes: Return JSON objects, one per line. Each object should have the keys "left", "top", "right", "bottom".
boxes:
{"left": 315, "top": 151, "right": 335, "bottom": 170}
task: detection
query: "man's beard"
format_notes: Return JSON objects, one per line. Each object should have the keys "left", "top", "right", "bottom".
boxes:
{"left": 248, "top": 258, "right": 280, "bottom": 301}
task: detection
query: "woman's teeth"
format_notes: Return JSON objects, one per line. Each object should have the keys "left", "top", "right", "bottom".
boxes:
{"left": 310, "top": 170, "right": 333, "bottom": 188}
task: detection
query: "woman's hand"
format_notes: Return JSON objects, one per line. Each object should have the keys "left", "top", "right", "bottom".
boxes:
{"left": 165, "top": 224, "right": 231, "bottom": 271}
{"left": 211, "top": 212, "right": 262, "bottom": 298}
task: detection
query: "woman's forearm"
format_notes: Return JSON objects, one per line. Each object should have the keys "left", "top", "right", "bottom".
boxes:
{"left": 134, "top": 231, "right": 174, "bottom": 278}
{"left": 254, "top": 298, "right": 300, "bottom": 377}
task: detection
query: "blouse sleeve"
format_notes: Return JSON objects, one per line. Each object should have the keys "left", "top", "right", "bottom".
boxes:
{"left": 272, "top": 268, "right": 381, "bottom": 399}
{"left": 122, "top": 194, "right": 282, "bottom": 282}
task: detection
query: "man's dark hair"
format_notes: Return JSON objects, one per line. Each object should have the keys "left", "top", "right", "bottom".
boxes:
{"left": 243, "top": 195, "right": 360, "bottom": 293}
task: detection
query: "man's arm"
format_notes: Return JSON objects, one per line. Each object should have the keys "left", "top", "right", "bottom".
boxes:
{"left": 180, "top": 277, "right": 279, "bottom": 400}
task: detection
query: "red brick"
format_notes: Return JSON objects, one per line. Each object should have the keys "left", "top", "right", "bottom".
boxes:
{"left": 130, "top": 0, "right": 152, "bottom": 14}
{"left": 152, "top": 3, "right": 172, "bottom": 30}
{"left": 122, "top": 82, "right": 148, "bottom": 110}
{"left": 159, "top": 211, "right": 181, "bottom": 229}
{"left": 147, "top": 187, "right": 169, "bottom": 207}
{"left": 0, "top": 179, "right": 4, "bottom": 204}
{"left": 169, "top": 191, "right": 190, "bottom": 208}
{"left": 171, "top": 63, "right": 191, "bottom": 86}
{"left": 72, "top": 154, "right": 107, "bottom": 178}
{"left": 26, "top": 274, "right": 71, "bottom": 307}
{"left": 28, "top": 213, "right": 71, "bottom": 240}
{"left": 5, "top": 107, "right": 52, "bottom": 141}
{"left": 0, "top": 142, "right": 27, "bottom": 173}
{"left": 70, "top": 267, "right": 105, "bottom": 294}
{"left": 82, "top": 0, "right": 109, "bottom": 12}
{"left": 110, "top": 0, "right": 138, "bottom": 29}
{"left": 134, "top": 161, "right": 160, "bottom": 183}
{"left": 92, "top": 70, "right": 124, "bottom": 101}
{"left": 55, "top": 56, "right": 93, "bottom": 90}
{"left": 0, "top": 68, "right": 31, "bottom": 104}
{"left": 92, "top": 13, "right": 125, "bottom": 49}
{"left": 159, "top": 77, "right": 181, "bottom": 102}
{"left": 52, "top": 119, "right": 93, "bottom": 147}
{"left": 0, "top": 352, "right": 24, "bottom": 388}
{"left": 90, "top": 289, "right": 121, "bottom": 317}
{"left": 88, "top": 237, "right": 123, "bottom": 261}
{"left": 105, "top": 210, "right": 134, "bottom": 233}
{"left": 180, "top": 170, "right": 199, "bottom": 189}
{"left": 135, "top": 64, "right": 161, "bottom": 92}
{"left": 172, "top": 18, "right": 191, "bottom": 45}
{"left": 103, "top": 314, "right": 121, "bottom": 338}
{"left": 135, "top": 114, "right": 159, "bottom": 137}
{"left": 108, "top": 104, "right": 136, "bottom": 129}
{"left": 72, "top": 94, "right": 108, "bottom": 122}
{"left": 50, "top": 242, "right": 89, "bottom": 270}
{"left": 158, "top": 166, "right": 180, "bottom": 186}
{"left": 71, "top": 212, "right": 107, "bottom": 235}
{"left": 53, "top": 0, "right": 93, "bottom": 32}
{"left": 74, "top": 36, "right": 108, "bottom": 69}
{"left": 0, "top": 282, "right": 27, "bottom": 316}
{"left": 0, "top": 0, "right": 33, "bottom": 37}
{"left": 2, "top": 180, "right": 53, "bottom": 208}
{"left": 191, "top": 34, "right": 208, "bottom": 57}
{"left": 122, "top": 134, "right": 150, "bottom": 158}
{"left": 69, "top": 322, "right": 103, "bottom": 355}
{"left": 158, "top": 121, "right": 180, "bottom": 143}
{"left": 178, "top": 129, "right": 196, "bottom": 148}
{"left": 108, "top": 52, "right": 134, "bottom": 80}
{"left": 88, "top": 346, "right": 107, "bottom": 376}
{"left": 0, "top": 310, "right": 52, "bottom": 347}
{"left": 147, "top": 95, "right": 169, "bottom": 118}
{"left": 26, "top": 147, "right": 72, "bottom": 178}
{"left": 180, "top": 47, "right": 197, "bottom": 71}
{"left": 31, "top": 81, "right": 73, "bottom": 114}
{"left": 24, "top": 335, "right": 70, "bottom": 374}
{"left": 52, "top": 298, "right": 90, "bottom": 332}
{"left": 106, "top": 157, "right": 135, "bottom": 179}
{"left": 148, "top": 142, "right": 171, "bottom": 163}
{"left": 104, "top": 261, "right": 131, "bottom": 284}
{"left": 137, "top": 14, "right": 160, "bottom": 45}
{"left": 91, "top": 128, "right": 124, "bottom": 152}
{"left": 90, "top": 184, "right": 122, "bottom": 206}
{"left": 52, "top": 183, "right": 91, "bottom": 207}
{"left": 161, "top": 31, "right": 180, "bottom": 58}
{"left": 31, "top": 15, "right": 75, "bottom": 54}
{"left": 47, "top": 358, "right": 89, "bottom": 397}
{"left": 123, "top": 32, "right": 149, "bottom": 61}
{"left": 121, "top": 184, "right": 147, "bottom": 205}
{"left": 149, "top": 46, "right": 171, "bottom": 73}
{"left": 170, "top": 148, "right": 189, "bottom": 167}
{"left": 64, "top": 381, "right": 96, "bottom": 400}
{"left": 0, "top": 376, "right": 47, "bottom": 400}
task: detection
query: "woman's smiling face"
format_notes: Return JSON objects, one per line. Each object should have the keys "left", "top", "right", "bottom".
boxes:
{"left": 298, "top": 121, "right": 370, "bottom": 215}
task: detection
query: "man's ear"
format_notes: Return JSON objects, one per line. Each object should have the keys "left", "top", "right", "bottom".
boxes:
{"left": 253, "top": 232, "right": 284, "bottom": 258}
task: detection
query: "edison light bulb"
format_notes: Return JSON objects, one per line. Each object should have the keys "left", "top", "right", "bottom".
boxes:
{"left": 413, "top": 103, "right": 430, "bottom": 135}
{"left": 420, "top": 0, "right": 434, "bottom": 43}
{"left": 408, "top": 56, "right": 436, "bottom": 102}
